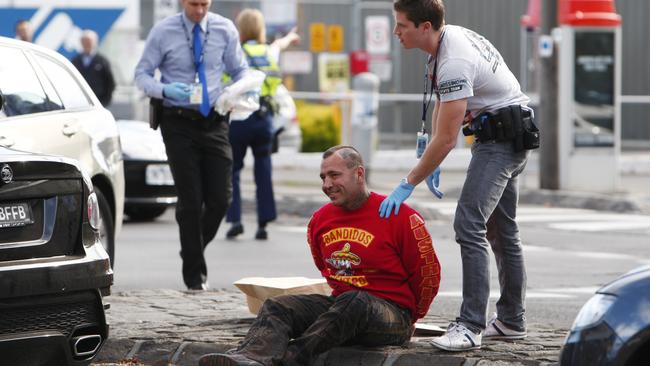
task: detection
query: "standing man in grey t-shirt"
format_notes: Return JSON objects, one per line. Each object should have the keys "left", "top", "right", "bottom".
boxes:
{"left": 135, "top": 0, "right": 248, "bottom": 291}
{"left": 379, "top": 0, "right": 538, "bottom": 352}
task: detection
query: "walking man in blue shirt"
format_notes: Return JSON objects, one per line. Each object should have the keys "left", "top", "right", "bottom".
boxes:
{"left": 135, "top": 0, "right": 248, "bottom": 290}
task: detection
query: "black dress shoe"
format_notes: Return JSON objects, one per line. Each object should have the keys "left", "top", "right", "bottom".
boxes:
{"left": 198, "top": 353, "right": 263, "bottom": 366}
{"left": 226, "top": 223, "right": 244, "bottom": 239}
{"left": 255, "top": 227, "right": 267, "bottom": 240}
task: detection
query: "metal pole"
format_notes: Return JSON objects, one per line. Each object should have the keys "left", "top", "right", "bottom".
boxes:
{"left": 539, "top": 0, "right": 560, "bottom": 189}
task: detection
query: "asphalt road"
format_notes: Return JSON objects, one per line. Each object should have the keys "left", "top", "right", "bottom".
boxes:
{"left": 112, "top": 203, "right": 650, "bottom": 330}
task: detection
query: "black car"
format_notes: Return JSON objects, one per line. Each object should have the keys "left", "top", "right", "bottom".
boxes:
{"left": 560, "top": 265, "right": 650, "bottom": 365}
{"left": 0, "top": 146, "right": 113, "bottom": 365}
{"left": 117, "top": 119, "right": 176, "bottom": 221}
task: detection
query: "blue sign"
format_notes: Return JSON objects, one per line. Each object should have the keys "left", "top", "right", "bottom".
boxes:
{"left": 0, "top": 7, "right": 124, "bottom": 59}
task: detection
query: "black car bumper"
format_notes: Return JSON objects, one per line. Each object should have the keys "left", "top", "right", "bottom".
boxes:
{"left": 0, "top": 246, "right": 112, "bottom": 366}
{"left": 0, "top": 290, "right": 108, "bottom": 366}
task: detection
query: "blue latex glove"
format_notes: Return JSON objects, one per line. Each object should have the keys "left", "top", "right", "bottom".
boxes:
{"left": 425, "top": 167, "right": 444, "bottom": 199}
{"left": 379, "top": 178, "right": 414, "bottom": 218}
{"left": 163, "top": 82, "right": 191, "bottom": 101}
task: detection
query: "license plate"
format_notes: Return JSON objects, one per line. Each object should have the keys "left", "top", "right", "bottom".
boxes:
{"left": 0, "top": 202, "right": 34, "bottom": 228}
{"left": 146, "top": 164, "right": 174, "bottom": 186}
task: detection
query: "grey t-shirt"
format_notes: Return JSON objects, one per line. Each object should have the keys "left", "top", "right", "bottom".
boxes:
{"left": 433, "top": 25, "right": 529, "bottom": 117}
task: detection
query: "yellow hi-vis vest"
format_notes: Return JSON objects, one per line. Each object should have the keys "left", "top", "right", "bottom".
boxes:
{"left": 241, "top": 42, "right": 282, "bottom": 97}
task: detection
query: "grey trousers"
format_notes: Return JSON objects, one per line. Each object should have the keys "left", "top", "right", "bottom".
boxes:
{"left": 453, "top": 141, "right": 529, "bottom": 333}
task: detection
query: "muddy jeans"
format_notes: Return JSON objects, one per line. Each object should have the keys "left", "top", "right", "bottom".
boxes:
{"left": 234, "top": 291, "right": 412, "bottom": 366}
{"left": 454, "top": 141, "right": 529, "bottom": 333}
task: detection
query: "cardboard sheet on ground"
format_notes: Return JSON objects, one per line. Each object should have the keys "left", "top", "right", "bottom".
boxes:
{"left": 234, "top": 277, "right": 332, "bottom": 315}
{"left": 413, "top": 323, "right": 446, "bottom": 337}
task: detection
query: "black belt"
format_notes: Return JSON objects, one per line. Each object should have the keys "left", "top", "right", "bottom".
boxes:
{"left": 162, "top": 106, "right": 228, "bottom": 123}
{"left": 470, "top": 105, "right": 530, "bottom": 143}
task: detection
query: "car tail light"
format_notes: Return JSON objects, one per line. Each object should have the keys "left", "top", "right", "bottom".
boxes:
{"left": 88, "top": 192, "right": 100, "bottom": 230}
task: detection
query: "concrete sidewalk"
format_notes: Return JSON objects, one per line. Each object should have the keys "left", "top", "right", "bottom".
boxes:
{"left": 265, "top": 148, "right": 650, "bottom": 215}
{"left": 93, "top": 290, "right": 563, "bottom": 366}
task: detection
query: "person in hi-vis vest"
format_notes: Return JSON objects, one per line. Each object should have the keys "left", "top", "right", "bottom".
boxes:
{"left": 225, "top": 8, "right": 299, "bottom": 240}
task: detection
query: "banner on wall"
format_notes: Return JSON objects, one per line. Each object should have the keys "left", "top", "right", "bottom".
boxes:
{"left": 0, "top": 0, "right": 135, "bottom": 59}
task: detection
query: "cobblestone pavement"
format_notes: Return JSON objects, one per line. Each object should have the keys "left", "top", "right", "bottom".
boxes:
{"left": 93, "top": 289, "right": 564, "bottom": 366}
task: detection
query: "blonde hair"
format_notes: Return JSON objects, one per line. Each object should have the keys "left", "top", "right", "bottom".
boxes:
{"left": 236, "top": 8, "right": 266, "bottom": 44}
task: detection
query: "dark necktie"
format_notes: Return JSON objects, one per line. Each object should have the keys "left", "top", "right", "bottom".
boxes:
{"left": 193, "top": 24, "right": 210, "bottom": 117}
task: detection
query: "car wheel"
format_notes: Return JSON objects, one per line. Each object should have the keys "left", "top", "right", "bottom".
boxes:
{"left": 95, "top": 188, "right": 115, "bottom": 268}
{"left": 125, "top": 206, "right": 168, "bottom": 222}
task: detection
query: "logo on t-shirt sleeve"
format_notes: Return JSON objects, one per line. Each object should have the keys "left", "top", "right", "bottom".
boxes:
{"left": 438, "top": 78, "right": 466, "bottom": 95}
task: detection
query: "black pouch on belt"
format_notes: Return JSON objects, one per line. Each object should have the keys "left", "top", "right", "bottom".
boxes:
{"left": 522, "top": 114, "right": 540, "bottom": 150}
{"left": 149, "top": 98, "right": 163, "bottom": 130}
{"left": 511, "top": 106, "right": 525, "bottom": 152}
{"left": 486, "top": 107, "right": 514, "bottom": 143}
{"left": 473, "top": 115, "right": 493, "bottom": 142}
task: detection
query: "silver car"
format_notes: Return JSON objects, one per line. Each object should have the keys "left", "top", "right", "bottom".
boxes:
{"left": 0, "top": 36, "right": 124, "bottom": 266}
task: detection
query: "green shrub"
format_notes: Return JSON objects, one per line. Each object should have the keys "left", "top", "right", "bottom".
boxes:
{"left": 295, "top": 101, "right": 342, "bottom": 153}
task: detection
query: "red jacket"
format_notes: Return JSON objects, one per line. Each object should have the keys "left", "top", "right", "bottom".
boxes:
{"left": 307, "top": 192, "right": 441, "bottom": 322}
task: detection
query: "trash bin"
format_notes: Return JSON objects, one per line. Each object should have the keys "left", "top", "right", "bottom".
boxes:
{"left": 350, "top": 72, "right": 380, "bottom": 181}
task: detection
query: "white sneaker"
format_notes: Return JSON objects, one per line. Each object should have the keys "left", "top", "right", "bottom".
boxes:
{"left": 430, "top": 322, "right": 481, "bottom": 351}
{"left": 484, "top": 313, "right": 527, "bottom": 340}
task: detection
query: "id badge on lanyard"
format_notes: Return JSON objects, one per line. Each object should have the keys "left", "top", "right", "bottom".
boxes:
{"left": 416, "top": 128, "right": 429, "bottom": 158}
{"left": 190, "top": 73, "right": 203, "bottom": 105}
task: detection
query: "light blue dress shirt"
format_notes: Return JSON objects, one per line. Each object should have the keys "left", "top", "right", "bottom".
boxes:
{"left": 135, "top": 11, "right": 248, "bottom": 109}
{"left": 81, "top": 52, "right": 96, "bottom": 68}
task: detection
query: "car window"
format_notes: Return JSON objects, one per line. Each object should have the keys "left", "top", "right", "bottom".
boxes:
{"left": 34, "top": 54, "right": 92, "bottom": 110}
{"left": 29, "top": 54, "right": 64, "bottom": 111}
{"left": 0, "top": 46, "right": 63, "bottom": 117}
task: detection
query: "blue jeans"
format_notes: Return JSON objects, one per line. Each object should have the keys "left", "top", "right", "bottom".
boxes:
{"left": 235, "top": 291, "right": 412, "bottom": 366}
{"left": 454, "top": 141, "right": 529, "bottom": 333}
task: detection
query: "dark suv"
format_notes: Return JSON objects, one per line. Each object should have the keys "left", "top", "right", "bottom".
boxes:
{"left": 0, "top": 146, "right": 113, "bottom": 365}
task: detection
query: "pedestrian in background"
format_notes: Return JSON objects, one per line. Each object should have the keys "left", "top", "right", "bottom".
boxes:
{"left": 381, "top": 0, "right": 537, "bottom": 351}
{"left": 225, "top": 8, "right": 299, "bottom": 241}
{"left": 134, "top": 0, "right": 248, "bottom": 291}
{"left": 72, "top": 30, "right": 116, "bottom": 107}
{"left": 14, "top": 19, "right": 33, "bottom": 42}
{"left": 199, "top": 145, "right": 440, "bottom": 366}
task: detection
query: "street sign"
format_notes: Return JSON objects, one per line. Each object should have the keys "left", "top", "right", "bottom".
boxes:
{"left": 365, "top": 16, "right": 391, "bottom": 55}
{"left": 538, "top": 34, "right": 553, "bottom": 58}
{"left": 280, "top": 50, "right": 313, "bottom": 74}
{"left": 318, "top": 53, "right": 350, "bottom": 92}
{"left": 369, "top": 55, "right": 392, "bottom": 81}
{"left": 327, "top": 24, "right": 344, "bottom": 53}
{"left": 309, "top": 22, "right": 326, "bottom": 53}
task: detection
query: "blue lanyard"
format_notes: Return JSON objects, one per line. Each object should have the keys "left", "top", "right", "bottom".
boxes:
{"left": 180, "top": 14, "right": 210, "bottom": 67}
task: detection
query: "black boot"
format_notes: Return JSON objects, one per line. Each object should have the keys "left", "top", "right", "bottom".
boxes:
{"left": 226, "top": 223, "right": 244, "bottom": 239}
{"left": 255, "top": 224, "right": 268, "bottom": 240}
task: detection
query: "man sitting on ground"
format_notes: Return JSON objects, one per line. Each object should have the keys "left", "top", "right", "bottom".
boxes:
{"left": 199, "top": 145, "right": 442, "bottom": 366}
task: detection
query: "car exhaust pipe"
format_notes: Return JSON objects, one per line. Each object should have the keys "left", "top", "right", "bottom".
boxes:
{"left": 71, "top": 334, "right": 102, "bottom": 358}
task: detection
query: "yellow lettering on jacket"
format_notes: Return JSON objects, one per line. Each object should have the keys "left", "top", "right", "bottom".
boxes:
{"left": 322, "top": 227, "right": 374, "bottom": 247}
{"left": 409, "top": 213, "right": 425, "bottom": 229}
{"left": 330, "top": 275, "right": 369, "bottom": 287}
